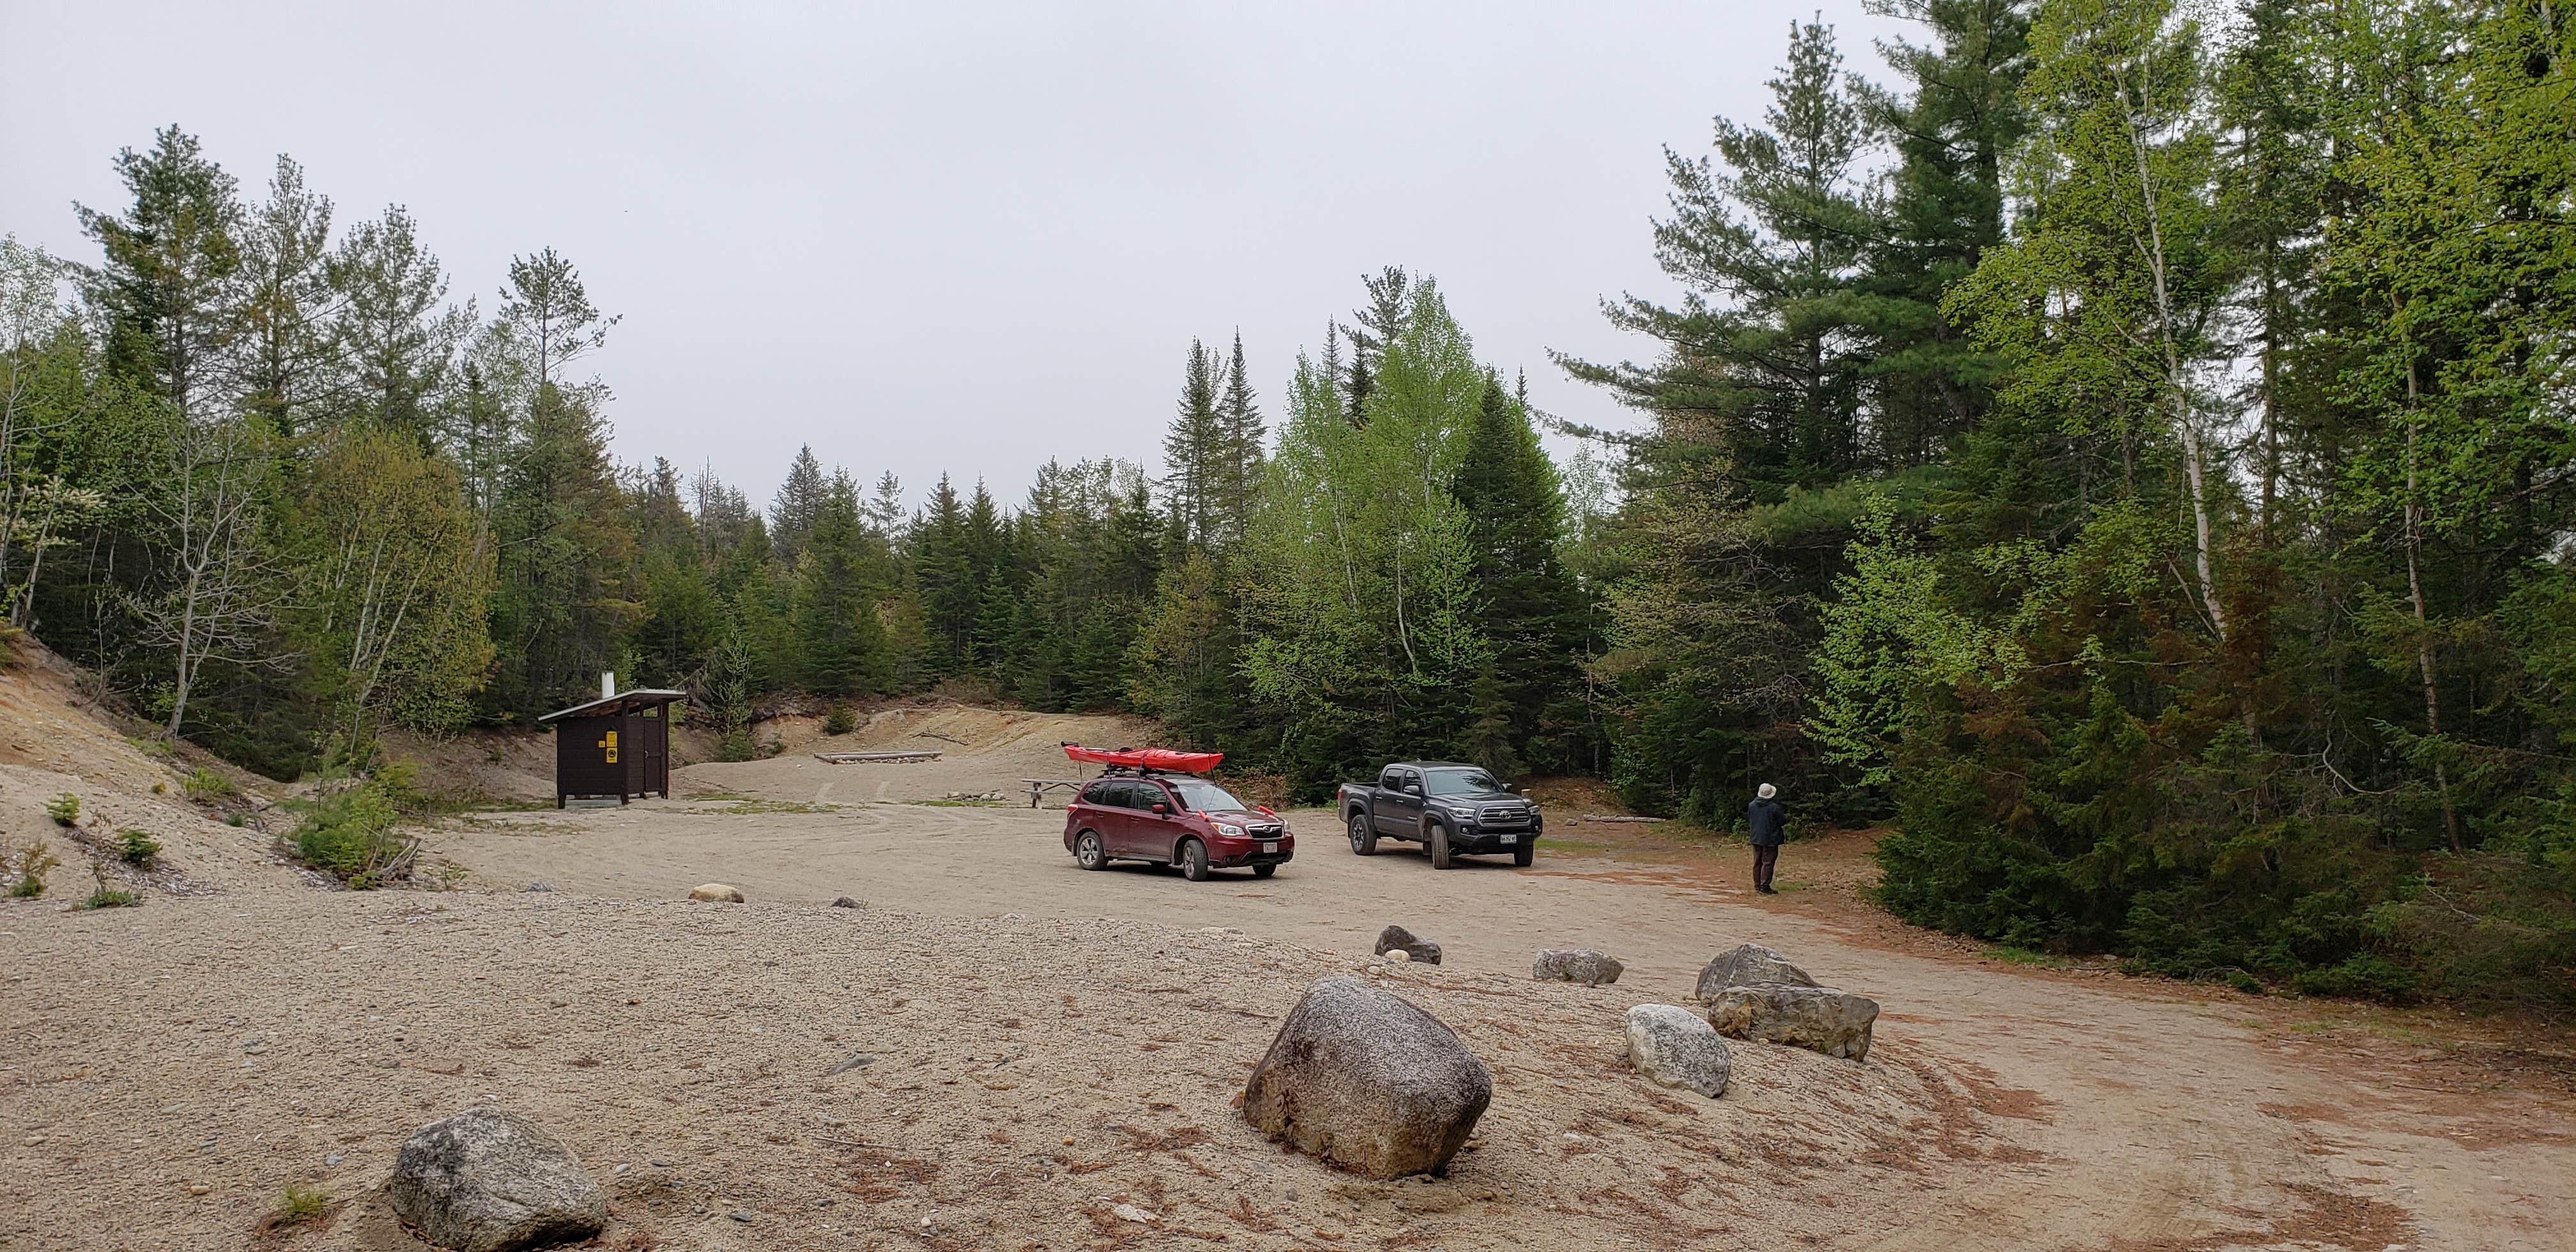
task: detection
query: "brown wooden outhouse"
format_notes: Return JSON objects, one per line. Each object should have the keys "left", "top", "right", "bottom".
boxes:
{"left": 539, "top": 676, "right": 687, "bottom": 807}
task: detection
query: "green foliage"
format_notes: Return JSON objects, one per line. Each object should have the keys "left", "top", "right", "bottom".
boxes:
{"left": 113, "top": 827, "right": 160, "bottom": 867}
{"left": 288, "top": 781, "right": 414, "bottom": 888}
{"left": 44, "top": 793, "right": 78, "bottom": 826}
{"left": 822, "top": 703, "right": 855, "bottom": 736}
{"left": 80, "top": 864, "right": 140, "bottom": 910}
{"left": 181, "top": 768, "right": 239, "bottom": 802}
{"left": 6, "top": 839, "right": 58, "bottom": 897}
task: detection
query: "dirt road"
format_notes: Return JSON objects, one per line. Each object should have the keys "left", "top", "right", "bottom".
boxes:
{"left": 416, "top": 773, "right": 2576, "bottom": 1251}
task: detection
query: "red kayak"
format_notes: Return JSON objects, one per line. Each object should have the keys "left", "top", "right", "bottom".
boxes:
{"left": 1062, "top": 744, "right": 1224, "bottom": 774}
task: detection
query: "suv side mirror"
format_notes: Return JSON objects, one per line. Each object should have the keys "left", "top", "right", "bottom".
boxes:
{"left": 1151, "top": 802, "right": 1170, "bottom": 816}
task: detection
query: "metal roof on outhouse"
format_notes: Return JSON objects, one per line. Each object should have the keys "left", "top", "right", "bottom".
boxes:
{"left": 535, "top": 689, "right": 689, "bottom": 723}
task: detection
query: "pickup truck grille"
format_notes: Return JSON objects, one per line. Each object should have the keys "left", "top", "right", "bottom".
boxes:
{"left": 1480, "top": 805, "right": 1536, "bottom": 828}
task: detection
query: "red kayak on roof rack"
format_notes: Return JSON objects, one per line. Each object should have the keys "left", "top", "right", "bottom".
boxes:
{"left": 1061, "top": 743, "right": 1224, "bottom": 774}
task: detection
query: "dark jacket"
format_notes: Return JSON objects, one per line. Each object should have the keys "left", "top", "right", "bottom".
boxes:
{"left": 1747, "top": 797, "right": 1786, "bottom": 847}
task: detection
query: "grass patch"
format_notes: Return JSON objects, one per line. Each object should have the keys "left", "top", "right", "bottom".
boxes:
{"left": 1982, "top": 944, "right": 2073, "bottom": 968}
{"left": 182, "top": 767, "right": 241, "bottom": 803}
{"left": 45, "top": 793, "right": 79, "bottom": 827}
{"left": 712, "top": 800, "right": 838, "bottom": 815}
{"left": 257, "top": 1182, "right": 332, "bottom": 1234}
{"left": 126, "top": 735, "right": 174, "bottom": 759}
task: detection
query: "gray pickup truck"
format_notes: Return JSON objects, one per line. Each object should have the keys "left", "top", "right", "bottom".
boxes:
{"left": 1335, "top": 761, "right": 1541, "bottom": 869}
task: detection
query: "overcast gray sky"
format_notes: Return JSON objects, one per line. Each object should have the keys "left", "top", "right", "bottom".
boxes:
{"left": 3, "top": 0, "right": 1910, "bottom": 510}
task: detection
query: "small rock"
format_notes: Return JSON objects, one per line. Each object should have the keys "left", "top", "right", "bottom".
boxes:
{"left": 1531, "top": 949, "right": 1623, "bottom": 986}
{"left": 187, "top": 1183, "right": 210, "bottom": 1196}
{"left": 1704, "top": 984, "right": 1880, "bottom": 1061}
{"left": 827, "top": 1051, "right": 874, "bottom": 1075}
{"left": 386, "top": 1107, "right": 607, "bottom": 1252}
{"left": 1374, "top": 924, "right": 1443, "bottom": 965}
{"left": 326, "top": 1153, "right": 344, "bottom": 1166}
{"left": 1693, "top": 943, "right": 1816, "bottom": 1000}
{"left": 1242, "top": 976, "right": 1492, "bottom": 1179}
{"left": 1112, "top": 1203, "right": 1158, "bottom": 1223}
{"left": 523, "top": 882, "right": 555, "bottom": 894}
{"left": 1384, "top": 948, "right": 1411, "bottom": 963}
{"left": 829, "top": 896, "right": 862, "bottom": 909}
{"left": 687, "top": 883, "right": 746, "bottom": 903}
{"left": 1623, "top": 1004, "right": 1732, "bottom": 1097}
{"left": 729, "top": 1211, "right": 751, "bottom": 1223}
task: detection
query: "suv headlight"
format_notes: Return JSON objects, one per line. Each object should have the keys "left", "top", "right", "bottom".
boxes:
{"left": 1215, "top": 822, "right": 1246, "bottom": 837}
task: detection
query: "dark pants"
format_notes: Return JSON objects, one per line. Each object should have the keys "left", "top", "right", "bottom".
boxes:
{"left": 1752, "top": 843, "right": 1779, "bottom": 890}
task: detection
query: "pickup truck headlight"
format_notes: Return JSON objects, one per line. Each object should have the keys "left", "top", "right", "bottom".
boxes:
{"left": 1215, "top": 822, "right": 1246, "bottom": 837}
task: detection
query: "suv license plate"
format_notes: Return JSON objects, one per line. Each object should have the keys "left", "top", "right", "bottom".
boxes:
{"left": 1262, "top": 841, "right": 1278, "bottom": 853}
{"left": 1499, "top": 834, "right": 1517, "bottom": 844}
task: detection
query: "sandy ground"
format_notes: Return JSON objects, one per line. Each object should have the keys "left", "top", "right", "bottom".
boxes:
{"left": 3, "top": 682, "right": 2572, "bottom": 1251}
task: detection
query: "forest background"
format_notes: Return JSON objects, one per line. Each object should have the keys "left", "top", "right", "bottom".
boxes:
{"left": 3, "top": 0, "right": 2570, "bottom": 1011}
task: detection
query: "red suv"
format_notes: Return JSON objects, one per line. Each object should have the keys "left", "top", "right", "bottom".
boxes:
{"left": 1063, "top": 772, "right": 1292, "bottom": 881}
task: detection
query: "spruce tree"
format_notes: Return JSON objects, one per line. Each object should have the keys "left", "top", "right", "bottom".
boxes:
{"left": 770, "top": 443, "right": 827, "bottom": 563}
{"left": 1451, "top": 374, "right": 1588, "bottom": 771}
{"left": 795, "top": 471, "right": 889, "bottom": 697}
{"left": 1162, "top": 339, "right": 1224, "bottom": 551}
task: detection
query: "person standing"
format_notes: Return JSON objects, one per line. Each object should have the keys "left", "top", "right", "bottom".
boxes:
{"left": 1747, "top": 782, "right": 1785, "bottom": 894}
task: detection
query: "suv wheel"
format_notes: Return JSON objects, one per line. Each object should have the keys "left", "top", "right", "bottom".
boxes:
{"left": 1427, "top": 821, "right": 1453, "bottom": 870}
{"left": 1252, "top": 863, "right": 1277, "bottom": 879}
{"left": 1177, "top": 837, "right": 1211, "bottom": 882}
{"left": 1073, "top": 830, "right": 1108, "bottom": 870}
{"left": 1347, "top": 812, "right": 1378, "bottom": 856}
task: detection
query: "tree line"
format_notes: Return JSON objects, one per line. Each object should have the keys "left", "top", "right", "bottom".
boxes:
{"left": 3, "top": 0, "right": 2568, "bottom": 1009}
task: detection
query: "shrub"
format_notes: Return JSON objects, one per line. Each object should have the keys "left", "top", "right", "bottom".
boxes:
{"left": 114, "top": 828, "right": 160, "bottom": 867}
{"left": 80, "top": 865, "right": 139, "bottom": 910}
{"left": 823, "top": 703, "right": 856, "bottom": 736}
{"left": 44, "top": 793, "right": 79, "bottom": 827}
{"left": 288, "top": 782, "right": 416, "bottom": 889}
{"left": 6, "top": 839, "right": 59, "bottom": 897}
{"left": 182, "top": 768, "right": 240, "bottom": 803}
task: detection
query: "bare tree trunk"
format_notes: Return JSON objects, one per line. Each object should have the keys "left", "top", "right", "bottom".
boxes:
{"left": 2403, "top": 361, "right": 2460, "bottom": 851}
{"left": 2116, "top": 64, "right": 2227, "bottom": 642}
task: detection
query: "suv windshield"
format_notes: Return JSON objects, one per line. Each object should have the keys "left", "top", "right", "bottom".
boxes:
{"left": 1167, "top": 778, "right": 1250, "bottom": 812}
{"left": 1423, "top": 768, "right": 1502, "bottom": 796}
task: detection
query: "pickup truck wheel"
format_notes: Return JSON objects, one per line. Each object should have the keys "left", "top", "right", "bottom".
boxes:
{"left": 1073, "top": 830, "right": 1108, "bottom": 870}
{"left": 1177, "top": 837, "right": 1211, "bottom": 882}
{"left": 1347, "top": 813, "right": 1379, "bottom": 856}
{"left": 1512, "top": 839, "right": 1536, "bottom": 867}
{"left": 1427, "top": 821, "right": 1453, "bottom": 870}
{"left": 1252, "top": 863, "right": 1277, "bottom": 879}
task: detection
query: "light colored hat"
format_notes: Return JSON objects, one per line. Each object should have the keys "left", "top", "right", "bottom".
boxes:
{"left": 1756, "top": 783, "right": 1777, "bottom": 799}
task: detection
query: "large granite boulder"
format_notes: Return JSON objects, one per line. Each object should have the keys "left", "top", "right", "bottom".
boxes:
{"left": 1532, "top": 949, "right": 1623, "bottom": 986}
{"left": 1242, "top": 977, "right": 1492, "bottom": 1178}
{"left": 1624, "top": 1004, "right": 1731, "bottom": 1097}
{"left": 1374, "top": 924, "right": 1443, "bottom": 965}
{"left": 1693, "top": 943, "right": 1818, "bottom": 1000}
{"left": 1703, "top": 984, "right": 1880, "bottom": 1062}
{"left": 387, "top": 1108, "right": 606, "bottom": 1251}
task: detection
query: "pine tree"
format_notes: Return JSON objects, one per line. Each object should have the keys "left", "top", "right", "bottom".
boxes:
{"left": 1339, "top": 266, "right": 1411, "bottom": 427}
{"left": 231, "top": 156, "right": 339, "bottom": 439}
{"left": 1213, "top": 330, "right": 1267, "bottom": 547}
{"left": 1854, "top": 0, "right": 2030, "bottom": 466}
{"left": 329, "top": 204, "right": 471, "bottom": 441}
{"left": 75, "top": 126, "right": 244, "bottom": 425}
